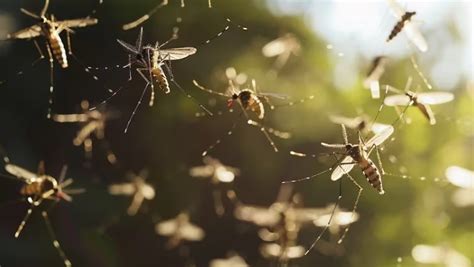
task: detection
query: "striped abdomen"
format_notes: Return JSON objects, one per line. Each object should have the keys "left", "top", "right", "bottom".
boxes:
{"left": 48, "top": 32, "right": 68, "bottom": 68}
{"left": 20, "top": 181, "right": 43, "bottom": 197}
{"left": 387, "top": 12, "right": 416, "bottom": 42}
{"left": 359, "top": 159, "right": 384, "bottom": 194}
{"left": 152, "top": 66, "right": 170, "bottom": 94}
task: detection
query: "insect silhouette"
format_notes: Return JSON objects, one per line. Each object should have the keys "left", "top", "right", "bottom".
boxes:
{"left": 94, "top": 27, "right": 210, "bottom": 133}
{"left": 386, "top": 0, "right": 427, "bottom": 52}
{"left": 445, "top": 166, "right": 474, "bottom": 207}
{"left": 189, "top": 156, "right": 239, "bottom": 216}
{"left": 262, "top": 33, "right": 301, "bottom": 71}
{"left": 4, "top": 0, "right": 99, "bottom": 117}
{"left": 194, "top": 75, "right": 309, "bottom": 155}
{"left": 364, "top": 56, "right": 388, "bottom": 99}
{"left": 4, "top": 160, "right": 84, "bottom": 267}
{"left": 155, "top": 212, "right": 205, "bottom": 249}
{"left": 329, "top": 114, "right": 391, "bottom": 135}
{"left": 383, "top": 79, "right": 454, "bottom": 125}
{"left": 235, "top": 185, "right": 329, "bottom": 260}
{"left": 53, "top": 100, "right": 118, "bottom": 163}
{"left": 108, "top": 169, "right": 156, "bottom": 216}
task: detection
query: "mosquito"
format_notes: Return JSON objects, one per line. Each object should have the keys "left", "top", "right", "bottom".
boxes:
{"left": 189, "top": 156, "right": 239, "bottom": 216}
{"left": 155, "top": 212, "right": 205, "bottom": 249}
{"left": 445, "top": 166, "right": 474, "bottom": 207}
{"left": 4, "top": 0, "right": 99, "bottom": 117}
{"left": 52, "top": 100, "right": 118, "bottom": 164}
{"left": 94, "top": 27, "right": 210, "bottom": 132}
{"left": 364, "top": 56, "right": 388, "bottom": 99}
{"left": 122, "top": 0, "right": 213, "bottom": 30}
{"left": 383, "top": 78, "right": 454, "bottom": 125}
{"left": 194, "top": 76, "right": 310, "bottom": 155}
{"left": 262, "top": 33, "right": 301, "bottom": 71}
{"left": 386, "top": 0, "right": 427, "bottom": 52}
{"left": 329, "top": 114, "right": 391, "bottom": 136}
{"left": 108, "top": 169, "right": 156, "bottom": 216}
{"left": 285, "top": 124, "right": 394, "bottom": 254}
{"left": 4, "top": 160, "right": 84, "bottom": 267}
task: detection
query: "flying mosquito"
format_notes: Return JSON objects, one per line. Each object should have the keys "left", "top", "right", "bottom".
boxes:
{"left": 189, "top": 156, "right": 239, "bottom": 216}
{"left": 235, "top": 185, "right": 329, "bottom": 260}
{"left": 108, "top": 169, "right": 156, "bottom": 216}
{"left": 194, "top": 76, "right": 310, "bottom": 155}
{"left": 155, "top": 212, "right": 205, "bottom": 249}
{"left": 383, "top": 79, "right": 454, "bottom": 125}
{"left": 363, "top": 56, "right": 388, "bottom": 99}
{"left": 122, "top": 0, "right": 213, "bottom": 30}
{"left": 4, "top": 0, "right": 99, "bottom": 117}
{"left": 329, "top": 114, "right": 391, "bottom": 135}
{"left": 445, "top": 166, "right": 474, "bottom": 207}
{"left": 285, "top": 124, "right": 394, "bottom": 253}
{"left": 386, "top": 0, "right": 427, "bottom": 52}
{"left": 262, "top": 33, "right": 301, "bottom": 70}
{"left": 210, "top": 254, "right": 249, "bottom": 267}
{"left": 4, "top": 160, "right": 84, "bottom": 267}
{"left": 53, "top": 100, "right": 118, "bottom": 164}
{"left": 93, "top": 27, "right": 210, "bottom": 133}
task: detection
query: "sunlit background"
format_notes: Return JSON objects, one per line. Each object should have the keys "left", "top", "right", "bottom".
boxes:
{"left": 0, "top": 0, "right": 472, "bottom": 266}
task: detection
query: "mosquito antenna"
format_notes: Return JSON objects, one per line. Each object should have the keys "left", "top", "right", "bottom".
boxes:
{"left": 202, "top": 121, "right": 238, "bottom": 157}
{"left": 199, "top": 18, "right": 247, "bottom": 46}
{"left": 42, "top": 211, "right": 72, "bottom": 267}
{"left": 410, "top": 56, "right": 432, "bottom": 90}
{"left": 124, "top": 83, "right": 150, "bottom": 133}
{"left": 40, "top": 0, "right": 50, "bottom": 17}
{"left": 122, "top": 0, "right": 169, "bottom": 30}
{"left": 20, "top": 8, "right": 41, "bottom": 19}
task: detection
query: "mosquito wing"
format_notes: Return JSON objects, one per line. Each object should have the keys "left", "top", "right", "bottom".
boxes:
{"left": 329, "top": 115, "right": 362, "bottom": 129}
{"left": 155, "top": 219, "right": 178, "bottom": 236}
{"left": 404, "top": 22, "right": 428, "bottom": 52}
{"left": 189, "top": 165, "right": 214, "bottom": 178}
{"left": 55, "top": 18, "right": 98, "bottom": 29}
{"left": 293, "top": 207, "right": 327, "bottom": 223}
{"left": 384, "top": 94, "right": 412, "bottom": 106}
{"left": 179, "top": 223, "right": 205, "bottom": 241}
{"left": 371, "top": 122, "right": 392, "bottom": 135}
{"left": 387, "top": 0, "right": 406, "bottom": 19}
{"left": 331, "top": 156, "right": 356, "bottom": 181}
{"left": 53, "top": 114, "right": 89, "bottom": 123}
{"left": 262, "top": 37, "right": 288, "bottom": 57}
{"left": 5, "top": 164, "right": 37, "bottom": 183}
{"left": 416, "top": 92, "right": 454, "bottom": 105}
{"left": 159, "top": 47, "right": 197, "bottom": 60}
{"left": 7, "top": 25, "right": 42, "bottom": 39}
{"left": 445, "top": 166, "right": 474, "bottom": 189}
{"left": 108, "top": 183, "right": 136, "bottom": 195}
{"left": 366, "top": 125, "right": 394, "bottom": 147}
{"left": 234, "top": 204, "right": 280, "bottom": 226}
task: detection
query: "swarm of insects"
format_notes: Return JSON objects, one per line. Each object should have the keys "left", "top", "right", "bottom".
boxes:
{"left": 4, "top": 160, "right": 84, "bottom": 267}
{"left": 5, "top": 0, "right": 99, "bottom": 117}
{"left": 154, "top": 212, "right": 205, "bottom": 249}
{"left": 108, "top": 169, "right": 156, "bottom": 216}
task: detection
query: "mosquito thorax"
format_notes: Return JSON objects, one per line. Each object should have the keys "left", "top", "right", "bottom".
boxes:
{"left": 403, "top": 11, "right": 416, "bottom": 22}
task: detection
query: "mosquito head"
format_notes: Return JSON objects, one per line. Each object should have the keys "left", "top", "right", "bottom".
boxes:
{"left": 345, "top": 144, "right": 353, "bottom": 150}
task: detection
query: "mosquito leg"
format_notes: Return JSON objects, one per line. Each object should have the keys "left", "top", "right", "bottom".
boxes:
{"left": 128, "top": 55, "right": 133, "bottom": 81}
{"left": 337, "top": 172, "right": 362, "bottom": 244}
{"left": 42, "top": 211, "right": 72, "bottom": 267}
{"left": 370, "top": 84, "right": 391, "bottom": 129}
{"left": 305, "top": 154, "right": 344, "bottom": 255}
{"left": 162, "top": 60, "right": 213, "bottom": 116}
{"left": 45, "top": 42, "right": 55, "bottom": 119}
{"left": 122, "top": 0, "right": 169, "bottom": 30}
{"left": 14, "top": 205, "right": 34, "bottom": 238}
{"left": 410, "top": 56, "right": 432, "bottom": 90}
{"left": 201, "top": 18, "right": 247, "bottom": 46}
{"left": 341, "top": 124, "right": 348, "bottom": 144}
{"left": 192, "top": 80, "right": 228, "bottom": 97}
{"left": 32, "top": 39, "right": 46, "bottom": 65}
{"left": 212, "top": 189, "right": 225, "bottom": 216}
{"left": 202, "top": 121, "right": 239, "bottom": 157}
{"left": 375, "top": 145, "right": 386, "bottom": 175}
{"left": 272, "top": 95, "right": 315, "bottom": 109}
{"left": 66, "top": 29, "right": 73, "bottom": 56}
{"left": 136, "top": 67, "right": 155, "bottom": 106}
{"left": 124, "top": 72, "right": 150, "bottom": 133}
